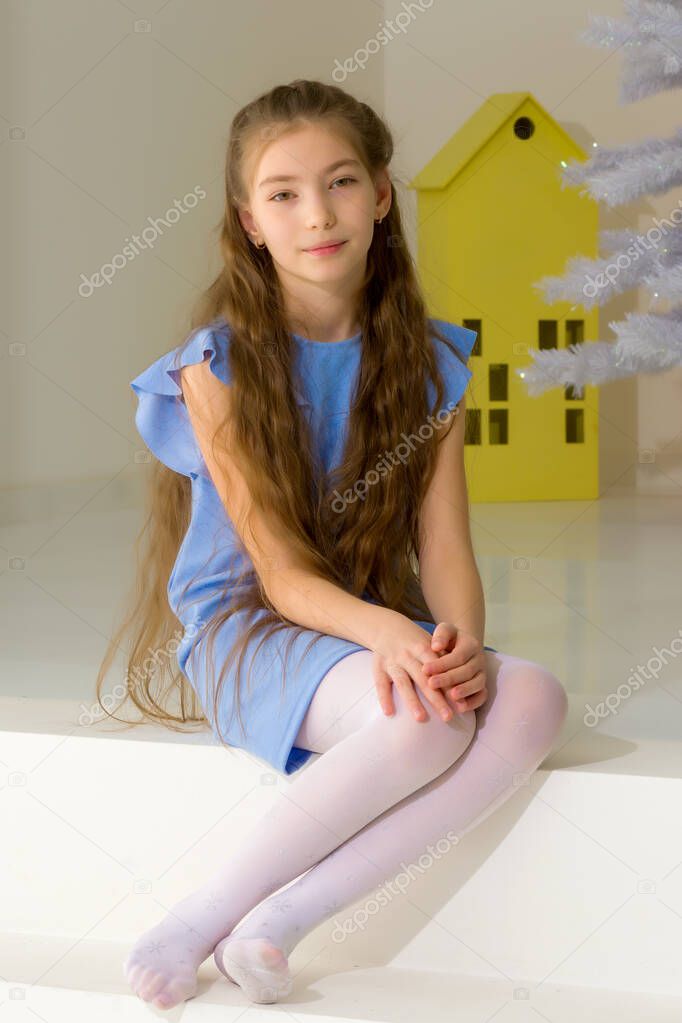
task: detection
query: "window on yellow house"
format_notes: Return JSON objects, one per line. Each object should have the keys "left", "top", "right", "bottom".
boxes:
{"left": 538, "top": 320, "right": 558, "bottom": 349}
{"left": 566, "top": 409, "right": 584, "bottom": 443}
{"left": 565, "top": 320, "right": 584, "bottom": 346}
{"left": 463, "top": 318, "right": 482, "bottom": 356}
{"left": 489, "top": 409, "right": 508, "bottom": 444}
{"left": 489, "top": 363, "right": 508, "bottom": 401}
{"left": 564, "top": 322, "right": 585, "bottom": 400}
{"left": 565, "top": 384, "right": 584, "bottom": 401}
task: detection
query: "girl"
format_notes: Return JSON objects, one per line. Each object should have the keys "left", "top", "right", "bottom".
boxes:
{"left": 98, "top": 79, "right": 568, "bottom": 1010}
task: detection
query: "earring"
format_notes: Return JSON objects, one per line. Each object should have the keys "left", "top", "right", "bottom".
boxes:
{"left": 250, "top": 233, "right": 266, "bottom": 249}
{"left": 375, "top": 215, "right": 384, "bottom": 225}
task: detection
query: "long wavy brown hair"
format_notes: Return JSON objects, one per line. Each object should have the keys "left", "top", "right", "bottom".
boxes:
{"left": 95, "top": 78, "right": 472, "bottom": 756}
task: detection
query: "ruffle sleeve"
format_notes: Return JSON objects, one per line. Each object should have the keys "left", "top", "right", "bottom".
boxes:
{"left": 130, "top": 322, "right": 232, "bottom": 479}
{"left": 427, "top": 318, "right": 477, "bottom": 415}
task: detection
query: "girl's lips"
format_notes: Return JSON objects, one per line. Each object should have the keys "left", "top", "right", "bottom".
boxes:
{"left": 304, "top": 241, "right": 347, "bottom": 255}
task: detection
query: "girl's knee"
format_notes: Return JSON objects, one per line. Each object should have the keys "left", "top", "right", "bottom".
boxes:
{"left": 506, "top": 660, "right": 569, "bottom": 729}
{"left": 532, "top": 666, "right": 568, "bottom": 723}
{"left": 383, "top": 701, "right": 477, "bottom": 782}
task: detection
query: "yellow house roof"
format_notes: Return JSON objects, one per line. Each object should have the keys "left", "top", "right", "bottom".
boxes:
{"left": 409, "top": 91, "right": 587, "bottom": 191}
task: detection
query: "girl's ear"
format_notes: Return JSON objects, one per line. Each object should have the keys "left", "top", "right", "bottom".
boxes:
{"left": 237, "top": 204, "right": 258, "bottom": 238}
{"left": 375, "top": 167, "right": 392, "bottom": 219}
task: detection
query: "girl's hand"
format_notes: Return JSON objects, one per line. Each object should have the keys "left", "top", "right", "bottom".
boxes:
{"left": 371, "top": 613, "right": 458, "bottom": 724}
{"left": 422, "top": 622, "right": 488, "bottom": 713}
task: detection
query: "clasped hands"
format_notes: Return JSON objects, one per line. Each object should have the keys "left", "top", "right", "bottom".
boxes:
{"left": 423, "top": 622, "right": 488, "bottom": 715}
{"left": 373, "top": 618, "right": 489, "bottom": 723}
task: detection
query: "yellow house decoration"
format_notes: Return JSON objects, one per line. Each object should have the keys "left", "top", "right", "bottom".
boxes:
{"left": 410, "top": 92, "right": 599, "bottom": 503}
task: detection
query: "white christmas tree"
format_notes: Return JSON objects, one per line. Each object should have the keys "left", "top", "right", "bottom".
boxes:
{"left": 520, "top": 0, "right": 682, "bottom": 395}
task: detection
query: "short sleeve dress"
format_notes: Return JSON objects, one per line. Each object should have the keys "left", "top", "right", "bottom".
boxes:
{"left": 130, "top": 317, "right": 496, "bottom": 775}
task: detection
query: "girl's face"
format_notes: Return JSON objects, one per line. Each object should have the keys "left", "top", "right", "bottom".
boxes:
{"left": 238, "top": 122, "right": 391, "bottom": 290}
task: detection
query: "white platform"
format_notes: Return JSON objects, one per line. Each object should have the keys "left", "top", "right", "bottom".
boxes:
{"left": 2, "top": 681, "right": 682, "bottom": 1018}
{"left": 3, "top": 933, "right": 682, "bottom": 1022}
{"left": 2, "top": 483, "right": 682, "bottom": 1017}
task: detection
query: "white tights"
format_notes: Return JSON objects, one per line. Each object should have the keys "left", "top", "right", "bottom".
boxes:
{"left": 124, "top": 648, "right": 568, "bottom": 1008}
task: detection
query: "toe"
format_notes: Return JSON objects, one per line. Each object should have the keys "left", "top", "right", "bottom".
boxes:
{"left": 139, "top": 971, "right": 167, "bottom": 1001}
{"left": 165, "top": 974, "right": 197, "bottom": 1004}
{"left": 138, "top": 969, "right": 169, "bottom": 1001}
{"left": 152, "top": 990, "right": 175, "bottom": 1010}
{"left": 261, "top": 944, "right": 287, "bottom": 967}
{"left": 128, "top": 964, "right": 152, "bottom": 995}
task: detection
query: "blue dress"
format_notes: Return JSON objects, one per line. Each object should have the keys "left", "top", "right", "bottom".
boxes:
{"left": 130, "top": 317, "right": 496, "bottom": 775}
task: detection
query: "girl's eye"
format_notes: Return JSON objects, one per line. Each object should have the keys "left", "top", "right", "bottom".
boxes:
{"left": 269, "top": 177, "right": 356, "bottom": 202}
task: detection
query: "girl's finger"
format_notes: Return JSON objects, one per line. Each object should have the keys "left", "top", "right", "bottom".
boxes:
{"left": 419, "top": 682, "right": 455, "bottom": 722}
{"left": 431, "top": 622, "right": 457, "bottom": 651}
{"left": 449, "top": 670, "right": 487, "bottom": 701}
{"left": 451, "top": 686, "right": 488, "bottom": 713}
{"left": 428, "top": 658, "right": 479, "bottom": 690}
{"left": 423, "top": 645, "right": 472, "bottom": 676}
{"left": 422, "top": 649, "right": 453, "bottom": 674}
{"left": 372, "top": 654, "right": 395, "bottom": 716}
{"left": 390, "top": 666, "right": 429, "bottom": 722}
{"left": 404, "top": 653, "right": 455, "bottom": 722}
{"left": 426, "top": 635, "right": 479, "bottom": 677}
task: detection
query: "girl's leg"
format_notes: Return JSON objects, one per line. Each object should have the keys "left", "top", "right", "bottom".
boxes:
{"left": 123, "top": 650, "right": 477, "bottom": 1009}
{"left": 214, "top": 649, "right": 568, "bottom": 999}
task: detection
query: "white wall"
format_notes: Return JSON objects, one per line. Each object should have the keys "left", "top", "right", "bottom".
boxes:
{"left": 3, "top": 0, "right": 680, "bottom": 495}
{"left": 2, "top": 1, "right": 384, "bottom": 492}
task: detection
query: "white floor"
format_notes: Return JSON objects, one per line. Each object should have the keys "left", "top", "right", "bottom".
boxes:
{"left": 1, "top": 474, "right": 682, "bottom": 1019}
{"left": 2, "top": 471, "right": 681, "bottom": 715}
